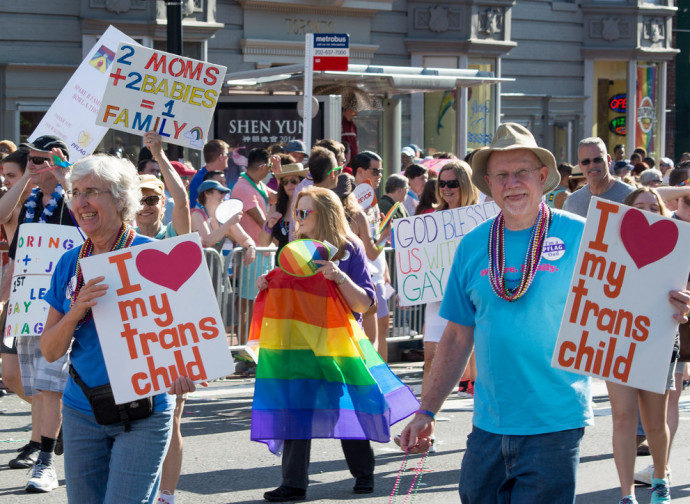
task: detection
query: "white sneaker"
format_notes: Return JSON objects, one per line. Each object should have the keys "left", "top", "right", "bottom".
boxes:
{"left": 25, "top": 463, "right": 58, "bottom": 493}
{"left": 634, "top": 464, "right": 671, "bottom": 486}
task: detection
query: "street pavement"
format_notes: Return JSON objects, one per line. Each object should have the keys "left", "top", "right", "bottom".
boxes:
{"left": 1, "top": 362, "right": 690, "bottom": 503}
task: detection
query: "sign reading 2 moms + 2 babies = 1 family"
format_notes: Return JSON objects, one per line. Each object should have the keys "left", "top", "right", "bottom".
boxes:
{"left": 97, "top": 43, "right": 227, "bottom": 150}
{"left": 4, "top": 224, "right": 84, "bottom": 343}
{"left": 393, "top": 202, "right": 500, "bottom": 306}
{"left": 552, "top": 198, "right": 690, "bottom": 394}
{"left": 80, "top": 234, "right": 234, "bottom": 404}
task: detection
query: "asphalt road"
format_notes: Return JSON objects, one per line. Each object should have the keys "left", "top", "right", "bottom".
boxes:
{"left": 1, "top": 362, "right": 690, "bottom": 503}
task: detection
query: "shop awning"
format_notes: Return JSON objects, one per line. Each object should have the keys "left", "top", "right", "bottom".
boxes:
{"left": 223, "top": 63, "right": 511, "bottom": 96}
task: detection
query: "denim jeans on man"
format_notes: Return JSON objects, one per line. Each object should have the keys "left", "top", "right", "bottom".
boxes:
{"left": 459, "top": 426, "right": 584, "bottom": 504}
{"left": 63, "top": 406, "right": 173, "bottom": 503}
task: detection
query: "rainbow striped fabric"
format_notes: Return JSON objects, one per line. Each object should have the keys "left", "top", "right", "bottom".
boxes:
{"left": 247, "top": 269, "right": 419, "bottom": 454}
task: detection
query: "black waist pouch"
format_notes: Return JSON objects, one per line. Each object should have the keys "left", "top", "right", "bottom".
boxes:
{"left": 69, "top": 365, "right": 153, "bottom": 432}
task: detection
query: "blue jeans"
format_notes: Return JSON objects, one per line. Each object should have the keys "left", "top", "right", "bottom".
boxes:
{"left": 63, "top": 405, "right": 173, "bottom": 504}
{"left": 459, "top": 426, "right": 584, "bottom": 504}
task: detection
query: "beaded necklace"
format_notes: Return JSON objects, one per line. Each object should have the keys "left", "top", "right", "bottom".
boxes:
{"left": 488, "top": 201, "right": 551, "bottom": 302}
{"left": 388, "top": 449, "right": 429, "bottom": 504}
{"left": 24, "top": 184, "right": 64, "bottom": 223}
{"left": 70, "top": 224, "right": 135, "bottom": 328}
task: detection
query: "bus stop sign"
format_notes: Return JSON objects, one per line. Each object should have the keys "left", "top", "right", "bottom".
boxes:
{"left": 313, "top": 34, "right": 349, "bottom": 71}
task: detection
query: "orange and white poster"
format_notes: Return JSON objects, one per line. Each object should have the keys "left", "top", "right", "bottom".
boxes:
{"left": 552, "top": 197, "right": 690, "bottom": 393}
{"left": 80, "top": 234, "right": 233, "bottom": 404}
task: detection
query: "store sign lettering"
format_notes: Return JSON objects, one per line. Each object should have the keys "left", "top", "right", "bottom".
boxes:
{"left": 609, "top": 117, "right": 626, "bottom": 136}
{"left": 609, "top": 94, "right": 627, "bottom": 113}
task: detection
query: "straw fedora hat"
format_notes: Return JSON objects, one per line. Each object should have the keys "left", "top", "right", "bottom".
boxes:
{"left": 274, "top": 162, "right": 309, "bottom": 179}
{"left": 471, "top": 123, "right": 559, "bottom": 197}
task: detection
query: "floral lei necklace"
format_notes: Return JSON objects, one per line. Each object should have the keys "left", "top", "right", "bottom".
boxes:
{"left": 70, "top": 223, "right": 135, "bottom": 328}
{"left": 488, "top": 201, "right": 552, "bottom": 302}
{"left": 24, "top": 184, "right": 64, "bottom": 223}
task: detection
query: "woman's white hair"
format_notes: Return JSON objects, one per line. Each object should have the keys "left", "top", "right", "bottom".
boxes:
{"left": 67, "top": 154, "right": 142, "bottom": 222}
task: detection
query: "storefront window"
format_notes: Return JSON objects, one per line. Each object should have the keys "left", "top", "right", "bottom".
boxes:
{"left": 422, "top": 56, "right": 496, "bottom": 156}
{"left": 19, "top": 112, "right": 46, "bottom": 144}
{"left": 467, "top": 59, "right": 496, "bottom": 151}
{"left": 423, "top": 56, "right": 459, "bottom": 155}
{"left": 635, "top": 62, "right": 660, "bottom": 160}
{"left": 592, "top": 60, "right": 627, "bottom": 154}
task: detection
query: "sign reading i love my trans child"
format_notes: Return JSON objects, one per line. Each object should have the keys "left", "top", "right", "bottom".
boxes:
{"left": 552, "top": 197, "right": 690, "bottom": 394}
{"left": 80, "top": 234, "right": 234, "bottom": 404}
{"left": 97, "top": 43, "right": 226, "bottom": 150}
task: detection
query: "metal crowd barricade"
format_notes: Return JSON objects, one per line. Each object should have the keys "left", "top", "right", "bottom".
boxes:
{"left": 384, "top": 247, "right": 425, "bottom": 343}
{"left": 219, "top": 246, "right": 277, "bottom": 351}
{"left": 202, "top": 248, "right": 224, "bottom": 305}
{"left": 205, "top": 245, "right": 423, "bottom": 353}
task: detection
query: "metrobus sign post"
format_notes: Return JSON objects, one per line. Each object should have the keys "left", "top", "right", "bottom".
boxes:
{"left": 302, "top": 33, "right": 349, "bottom": 152}
{"left": 313, "top": 34, "right": 349, "bottom": 71}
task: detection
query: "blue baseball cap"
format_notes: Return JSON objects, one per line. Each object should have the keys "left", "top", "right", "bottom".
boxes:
{"left": 198, "top": 180, "right": 230, "bottom": 194}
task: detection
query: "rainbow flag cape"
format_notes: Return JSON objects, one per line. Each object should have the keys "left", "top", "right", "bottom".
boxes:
{"left": 247, "top": 269, "right": 419, "bottom": 454}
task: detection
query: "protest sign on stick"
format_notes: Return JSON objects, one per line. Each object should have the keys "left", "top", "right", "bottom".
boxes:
{"left": 29, "top": 26, "right": 135, "bottom": 161}
{"left": 97, "top": 43, "right": 226, "bottom": 150}
{"left": 4, "top": 224, "right": 84, "bottom": 344}
{"left": 393, "top": 202, "right": 500, "bottom": 306}
{"left": 80, "top": 234, "right": 234, "bottom": 404}
{"left": 552, "top": 197, "right": 690, "bottom": 393}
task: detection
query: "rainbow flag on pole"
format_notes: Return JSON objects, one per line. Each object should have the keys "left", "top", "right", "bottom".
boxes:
{"left": 247, "top": 269, "right": 419, "bottom": 454}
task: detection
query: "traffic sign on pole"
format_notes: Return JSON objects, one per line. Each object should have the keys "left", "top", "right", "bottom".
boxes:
{"left": 313, "top": 33, "right": 349, "bottom": 71}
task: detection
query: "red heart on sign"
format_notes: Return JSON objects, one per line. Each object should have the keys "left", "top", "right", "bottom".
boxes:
{"left": 619, "top": 208, "right": 678, "bottom": 269}
{"left": 135, "top": 241, "right": 202, "bottom": 291}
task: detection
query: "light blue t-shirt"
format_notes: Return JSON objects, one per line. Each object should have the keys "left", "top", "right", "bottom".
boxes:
{"left": 440, "top": 209, "right": 593, "bottom": 435}
{"left": 136, "top": 221, "right": 177, "bottom": 241}
{"left": 44, "top": 234, "right": 175, "bottom": 415}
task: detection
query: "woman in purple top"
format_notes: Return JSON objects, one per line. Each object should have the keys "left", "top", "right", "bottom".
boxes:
{"left": 257, "top": 186, "right": 376, "bottom": 502}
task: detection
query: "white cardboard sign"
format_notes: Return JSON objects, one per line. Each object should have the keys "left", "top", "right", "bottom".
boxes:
{"left": 353, "top": 182, "right": 375, "bottom": 210}
{"left": 4, "top": 224, "right": 84, "bottom": 343}
{"left": 393, "top": 202, "right": 500, "bottom": 306}
{"left": 80, "top": 234, "right": 234, "bottom": 404}
{"left": 29, "top": 26, "right": 136, "bottom": 161}
{"left": 552, "top": 197, "right": 690, "bottom": 393}
{"left": 97, "top": 43, "right": 226, "bottom": 150}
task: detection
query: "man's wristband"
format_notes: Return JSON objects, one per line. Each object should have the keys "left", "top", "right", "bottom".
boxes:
{"left": 263, "top": 221, "right": 274, "bottom": 233}
{"left": 415, "top": 409, "right": 435, "bottom": 421}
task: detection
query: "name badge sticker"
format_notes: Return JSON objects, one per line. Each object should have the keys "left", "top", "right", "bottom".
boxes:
{"left": 542, "top": 237, "right": 565, "bottom": 261}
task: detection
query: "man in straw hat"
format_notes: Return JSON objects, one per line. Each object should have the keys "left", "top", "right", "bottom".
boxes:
{"left": 398, "top": 123, "right": 690, "bottom": 503}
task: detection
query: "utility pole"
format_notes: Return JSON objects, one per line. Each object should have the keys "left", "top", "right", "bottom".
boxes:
{"left": 166, "top": 0, "right": 183, "bottom": 160}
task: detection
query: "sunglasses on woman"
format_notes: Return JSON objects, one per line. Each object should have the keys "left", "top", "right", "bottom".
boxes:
{"left": 140, "top": 195, "right": 161, "bottom": 206}
{"left": 295, "top": 209, "right": 315, "bottom": 220}
{"left": 281, "top": 178, "right": 301, "bottom": 186}
{"left": 438, "top": 179, "right": 460, "bottom": 189}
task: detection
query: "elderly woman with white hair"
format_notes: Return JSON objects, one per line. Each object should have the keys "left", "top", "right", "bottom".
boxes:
{"left": 39, "top": 154, "right": 193, "bottom": 503}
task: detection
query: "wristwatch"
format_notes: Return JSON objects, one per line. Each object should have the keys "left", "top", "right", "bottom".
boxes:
{"left": 336, "top": 272, "right": 346, "bottom": 285}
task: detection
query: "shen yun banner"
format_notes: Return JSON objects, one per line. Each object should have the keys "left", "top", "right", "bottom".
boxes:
{"left": 80, "top": 234, "right": 234, "bottom": 404}
{"left": 393, "top": 201, "right": 500, "bottom": 306}
{"left": 4, "top": 224, "right": 84, "bottom": 344}
{"left": 97, "top": 43, "right": 226, "bottom": 149}
{"left": 552, "top": 198, "right": 690, "bottom": 394}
